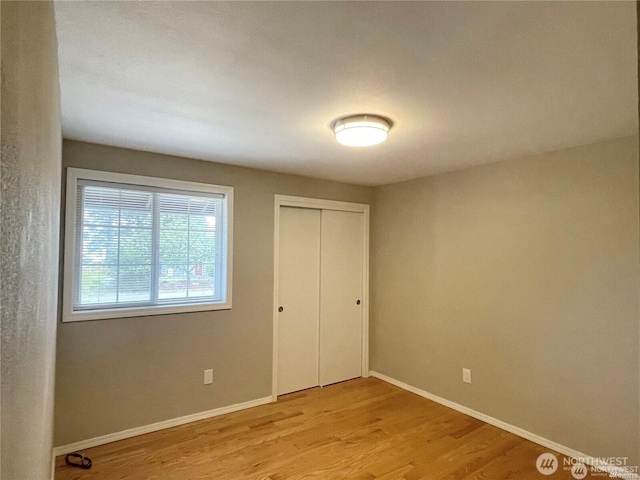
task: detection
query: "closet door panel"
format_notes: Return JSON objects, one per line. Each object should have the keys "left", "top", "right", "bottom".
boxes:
{"left": 319, "top": 210, "right": 364, "bottom": 386}
{"left": 277, "top": 207, "right": 321, "bottom": 395}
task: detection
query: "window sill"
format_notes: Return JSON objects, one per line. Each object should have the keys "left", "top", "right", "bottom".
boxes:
{"left": 62, "top": 301, "right": 232, "bottom": 322}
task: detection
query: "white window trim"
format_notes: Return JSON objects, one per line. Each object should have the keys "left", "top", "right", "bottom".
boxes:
{"left": 62, "top": 168, "right": 233, "bottom": 322}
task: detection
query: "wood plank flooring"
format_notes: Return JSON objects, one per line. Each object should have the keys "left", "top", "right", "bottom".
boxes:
{"left": 55, "top": 377, "right": 577, "bottom": 479}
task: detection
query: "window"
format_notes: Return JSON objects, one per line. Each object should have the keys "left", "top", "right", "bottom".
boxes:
{"left": 63, "top": 168, "right": 233, "bottom": 322}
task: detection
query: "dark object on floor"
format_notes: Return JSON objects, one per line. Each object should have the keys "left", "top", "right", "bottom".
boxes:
{"left": 65, "top": 452, "right": 92, "bottom": 469}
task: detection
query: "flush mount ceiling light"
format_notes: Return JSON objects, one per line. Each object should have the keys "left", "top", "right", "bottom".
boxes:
{"left": 332, "top": 114, "right": 391, "bottom": 147}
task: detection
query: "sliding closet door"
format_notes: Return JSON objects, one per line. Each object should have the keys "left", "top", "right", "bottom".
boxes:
{"left": 277, "top": 207, "right": 321, "bottom": 395}
{"left": 319, "top": 210, "right": 364, "bottom": 386}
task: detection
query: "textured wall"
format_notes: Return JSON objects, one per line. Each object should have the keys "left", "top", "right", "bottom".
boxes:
{"left": 54, "top": 140, "right": 372, "bottom": 446}
{"left": 371, "top": 137, "right": 640, "bottom": 463}
{"left": 1, "top": 1, "right": 62, "bottom": 478}
{"left": 636, "top": 2, "right": 640, "bottom": 466}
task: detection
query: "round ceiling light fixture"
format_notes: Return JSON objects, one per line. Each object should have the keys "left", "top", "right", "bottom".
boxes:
{"left": 332, "top": 114, "right": 391, "bottom": 147}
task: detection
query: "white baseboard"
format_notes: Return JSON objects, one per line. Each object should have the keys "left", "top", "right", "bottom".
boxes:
{"left": 370, "top": 371, "right": 638, "bottom": 479}
{"left": 53, "top": 395, "right": 274, "bottom": 457}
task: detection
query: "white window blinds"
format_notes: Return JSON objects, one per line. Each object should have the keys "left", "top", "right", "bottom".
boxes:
{"left": 64, "top": 169, "right": 232, "bottom": 321}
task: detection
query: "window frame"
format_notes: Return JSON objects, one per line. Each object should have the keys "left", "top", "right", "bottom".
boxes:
{"left": 62, "top": 168, "right": 233, "bottom": 322}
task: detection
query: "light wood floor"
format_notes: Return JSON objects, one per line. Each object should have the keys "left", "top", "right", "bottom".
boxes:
{"left": 55, "top": 377, "right": 576, "bottom": 479}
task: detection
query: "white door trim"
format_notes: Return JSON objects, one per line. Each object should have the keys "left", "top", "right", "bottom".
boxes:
{"left": 272, "top": 195, "right": 370, "bottom": 400}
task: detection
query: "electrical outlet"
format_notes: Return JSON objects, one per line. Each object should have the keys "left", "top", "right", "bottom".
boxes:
{"left": 462, "top": 368, "right": 471, "bottom": 384}
{"left": 203, "top": 369, "right": 213, "bottom": 385}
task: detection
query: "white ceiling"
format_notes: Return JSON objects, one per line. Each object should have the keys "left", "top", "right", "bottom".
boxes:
{"left": 54, "top": 1, "right": 637, "bottom": 186}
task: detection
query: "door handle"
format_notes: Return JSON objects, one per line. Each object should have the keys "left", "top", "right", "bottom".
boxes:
{"left": 356, "top": 300, "right": 361, "bottom": 305}
{"left": 278, "top": 306, "right": 284, "bottom": 312}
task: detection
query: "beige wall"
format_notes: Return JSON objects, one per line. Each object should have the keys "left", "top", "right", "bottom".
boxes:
{"left": 371, "top": 137, "right": 640, "bottom": 463}
{"left": 54, "top": 140, "right": 372, "bottom": 446}
{"left": 1, "top": 1, "right": 62, "bottom": 477}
